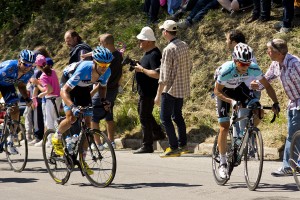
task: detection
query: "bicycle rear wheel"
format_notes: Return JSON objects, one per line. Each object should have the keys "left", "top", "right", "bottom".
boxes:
{"left": 289, "top": 130, "right": 300, "bottom": 190}
{"left": 244, "top": 128, "right": 263, "bottom": 191}
{"left": 5, "top": 123, "right": 28, "bottom": 172}
{"left": 212, "top": 132, "right": 233, "bottom": 185}
{"left": 79, "top": 129, "right": 116, "bottom": 187}
{"left": 42, "top": 129, "right": 70, "bottom": 184}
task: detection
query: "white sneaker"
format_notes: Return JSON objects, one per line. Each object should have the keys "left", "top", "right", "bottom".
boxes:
{"left": 91, "top": 143, "right": 104, "bottom": 151}
{"left": 7, "top": 142, "right": 18, "bottom": 155}
{"left": 34, "top": 140, "right": 43, "bottom": 147}
{"left": 219, "top": 164, "right": 228, "bottom": 179}
{"left": 103, "top": 142, "right": 116, "bottom": 149}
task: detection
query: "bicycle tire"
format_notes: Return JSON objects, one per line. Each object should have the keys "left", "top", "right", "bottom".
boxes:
{"left": 42, "top": 129, "right": 70, "bottom": 185}
{"left": 244, "top": 128, "right": 263, "bottom": 191}
{"left": 79, "top": 129, "right": 116, "bottom": 187}
{"left": 5, "top": 123, "right": 28, "bottom": 172}
{"left": 289, "top": 130, "right": 300, "bottom": 191}
{"left": 212, "top": 132, "right": 233, "bottom": 185}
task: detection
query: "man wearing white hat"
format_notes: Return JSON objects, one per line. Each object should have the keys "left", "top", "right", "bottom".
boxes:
{"left": 133, "top": 27, "right": 166, "bottom": 154}
{"left": 155, "top": 20, "right": 192, "bottom": 157}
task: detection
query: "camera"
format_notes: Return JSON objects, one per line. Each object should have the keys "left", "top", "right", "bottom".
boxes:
{"left": 121, "top": 55, "right": 139, "bottom": 71}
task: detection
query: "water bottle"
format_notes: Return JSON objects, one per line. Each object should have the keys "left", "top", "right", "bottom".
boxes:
{"left": 72, "top": 134, "right": 79, "bottom": 145}
{"left": 65, "top": 136, "right": 73, "bottom": 154}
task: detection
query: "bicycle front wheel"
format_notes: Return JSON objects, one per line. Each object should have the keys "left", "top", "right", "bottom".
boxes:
{"left": 5, "top": 123, "right": 28, "bottom": 172}
{"left": 244, "top": 128, "right": 263, "bottom": 191}
{"left": 79, "top": 129, "right": 116, "bottom": 187}
{"left": 289, "top": 130, "right": 300, "bottom": 190}
{"left": 42, "top": 129, "right": 70, "bottom": 184}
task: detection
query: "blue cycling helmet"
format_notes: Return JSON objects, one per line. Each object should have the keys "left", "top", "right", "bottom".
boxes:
{"left": 19, "top": 49, "right": 36, "bottom": 63}
{"left": 92, "top": 46, "right": 113, "bottom": 63}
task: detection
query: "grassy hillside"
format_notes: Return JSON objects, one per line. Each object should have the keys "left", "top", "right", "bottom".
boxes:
{"left": 1, "top": 0, "right": 299, "bottom": 149}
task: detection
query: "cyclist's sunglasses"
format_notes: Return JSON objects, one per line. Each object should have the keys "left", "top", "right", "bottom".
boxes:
{"left": 21, "top": 61, "right": 33, "bottom": 68}
{"left": 94, "top": 60, "right": 110, "bottom": 68}
{"left": 236, "top": 61, "right": 251, "bottom": 67}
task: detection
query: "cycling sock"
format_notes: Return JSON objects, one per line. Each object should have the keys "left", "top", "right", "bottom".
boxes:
{"left": 220, "top": 154, "right": 227, "bottom": 165}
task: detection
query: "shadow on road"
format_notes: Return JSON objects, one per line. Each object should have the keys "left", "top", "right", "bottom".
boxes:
{"left": 110, "top": 182, "right": 202, "bottom": 189}
{"left": 226, "top": 181, "right": 299, "bottom": 192}
{"left": 0, "top": 177, "right": 38, "bottom": 183}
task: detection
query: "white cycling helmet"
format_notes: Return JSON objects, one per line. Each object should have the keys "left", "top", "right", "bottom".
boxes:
{"left": 232, "top": 43, "right": 253, "bottom": 63}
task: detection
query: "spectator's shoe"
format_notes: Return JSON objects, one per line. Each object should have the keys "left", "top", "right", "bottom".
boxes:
{"left": 246, "top": 15, "right": 259, "bottom": 23}
{"left": 219, "top": 164, "right": 229, "bottom": 179}
{"left": 271, "top": 167, "right": 293, "bottom": 177}
{"left": 179, "top": 145, "right": 189, "bottom": 154}
{"left": 7, "top": 142, "right": 18, "bottom": 155}
{"left": 91, "top": 143, "right": 104, "bottom": 151}
{"left": 274, "top": 22, "right": 283, "bottom": 30}
{"left": 34, "top": 140, "right": 43, "bottom": 147}
{"left": 103, "top": 142, "right": 116, "bottom": 149}
{"left": 82, "top": 161, "right": 94, "bottom": 175}
{"left": 230, "top": 10, "right": 238, "bottom": 17}
{"left": 133, "top": 146, "right": 154, "bottom": 154}
{"left": 177, "top": 20, "right": 192, "bottom": 29}
{"left": 159, "top": 147, "right": 181, "bottom": 158}
{"left": 28, "top": 139, "right": 40, "bottom": 146}
{"left": 279, "top": 27, "right": 291, "bottom": 33}
{"left": 258, "top": 16, "right": 271, "bottom": 22}
{"left": 169, "top": 9, "right": 184, "bottom": 20}
{"left": 51, "top": 133, "right": 64, "bottom": 156}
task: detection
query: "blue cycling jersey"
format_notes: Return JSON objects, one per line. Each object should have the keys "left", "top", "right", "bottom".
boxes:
{"left": 0, "top": 60, "right": 34, "bottom": 86}
{"left": 216, "top": 61, "right": 264, "bottom": 89}
{"left": 63, "top": 61, "right": 111, "bottom": 89}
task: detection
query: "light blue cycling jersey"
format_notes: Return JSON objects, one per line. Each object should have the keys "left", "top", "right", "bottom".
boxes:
{"left": 216, "top": 61, "right": 264, "bottom": 89}
{"left": 0, "top": 60, "right": 34, "bottom": 86}
{"left": 63, "top": 61, "right": 111, "bottom": 89}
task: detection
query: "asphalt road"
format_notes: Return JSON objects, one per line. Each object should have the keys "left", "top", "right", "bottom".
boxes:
{"left": 0, "top": 147, "right": 299, "bottom": 200}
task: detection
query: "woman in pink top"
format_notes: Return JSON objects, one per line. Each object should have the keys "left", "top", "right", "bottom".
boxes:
{"left": 35, "top": 55, "right": 61, "bottom": 131}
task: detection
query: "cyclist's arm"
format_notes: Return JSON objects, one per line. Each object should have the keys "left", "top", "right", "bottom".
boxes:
{"left": 17, "top": 82, "right": 30, "bottom": 100}
{"left": 258, "top": 77, "right": 279, "bottom": 104}
{"left": 60, "top": 84, "right": 73, "bottom": 107}
{"left": 90, "top": 83, "right": 99, "bottom": 97}
{"left": 98, "top": 84, "right": 107, "bottom": 100}
{"left": 214, "top": 82, "right": 233, "bottom": 104}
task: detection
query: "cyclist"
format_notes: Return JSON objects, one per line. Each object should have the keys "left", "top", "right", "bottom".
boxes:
{"left": 0, "top": 49, "right": 36, "bottom": 154}
{"left": 214, "top": 43, "right": 280, "bottom": 179}
{"left": 51, "top": 46, "right": 112, "bottom": 175}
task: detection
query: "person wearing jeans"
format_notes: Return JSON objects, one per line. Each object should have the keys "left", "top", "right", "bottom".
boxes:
{"left": 246, "top": 0, "right": 271, "bottom": 23}
{"left": 155, "top": 20, "right": 192, "bottom": 157}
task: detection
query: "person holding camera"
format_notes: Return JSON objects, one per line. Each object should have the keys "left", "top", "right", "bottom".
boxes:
{"left": 133, "top": 26, "right": 166, "bottom": 154}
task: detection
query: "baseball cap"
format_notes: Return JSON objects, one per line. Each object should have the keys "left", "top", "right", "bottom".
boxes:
{"left": 35, "top": 54, "right": 46, "bottom": 67}
{"left": 136, "top": 26, "right": 156, "bottom": 41}
{"left": 46, "top": 57, "right": 54, "bottom": 66}
{"left": 159, "top": 20, "right": 177, "bottom": 32}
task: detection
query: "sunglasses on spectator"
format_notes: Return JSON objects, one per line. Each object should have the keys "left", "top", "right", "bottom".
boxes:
{"left": 139, "top": 40, "right": 145, "bottom": 43}
{"left": 21, "top": 61, "right": 33, "bottom": 68}
{"left": 94, "top": 60, "right": 110, "bottom": 68}
{"left": 236, "top": 61, "right": 251, "bottom": 67}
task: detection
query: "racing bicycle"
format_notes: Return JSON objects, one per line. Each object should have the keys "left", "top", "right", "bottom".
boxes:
{"left": 212, "top": 101, "right": 275, "bottom": 191}
{"left": 42, "top": 98, "right": 116, "bottom": 187}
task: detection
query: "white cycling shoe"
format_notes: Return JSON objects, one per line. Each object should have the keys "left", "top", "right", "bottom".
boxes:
{"left": 219, "top": 164, "right": 229, "bottom": 179}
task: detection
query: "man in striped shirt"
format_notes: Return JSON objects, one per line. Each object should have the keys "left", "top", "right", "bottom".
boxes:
{"left": 261, "top": 39, "right": 300, "bottom": 176}
{"left": 155, "top": 20, "right": 193, "bottom": 157}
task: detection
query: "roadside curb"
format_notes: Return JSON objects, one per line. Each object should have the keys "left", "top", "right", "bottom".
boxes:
{"left": 114, "top": 138, "right": 280, "bottom": 160}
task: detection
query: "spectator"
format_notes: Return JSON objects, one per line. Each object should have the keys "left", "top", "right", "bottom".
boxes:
{"left": 133, "top": 27, "right": 165, "bottom": 154}
{"left": 274, "top": 0, "right": 294, "bottom": 33}
{"left": 155, "top": 20, "right": 192, "bottom": 157}
{"left": 89, "top": 34, "right": 123, "bottom": 149}
{"left": 256, "top": 39, "right": 300, "bottom": 176}
{"left": 177, "top": 0, "right": 219, "bottom": 28}
{"left": 246, "top": 0, "right": 271, "bottom": 23}
{"left": 169, "top": 0, "right": 199, "bottom": 20}
{"left": 64, "top": 29, "right": 93, "bottom": 64}
{"left": 34, "top": 55, "right": 61, "bottom": 148}
{"left": 144, "top": 0, "right": 160, "bottom": 24}
{"left": 218, "top": 0, "right": 253, "bottom": 16}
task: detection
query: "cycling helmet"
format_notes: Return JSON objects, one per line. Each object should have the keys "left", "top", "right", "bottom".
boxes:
{"left": 92, "top": 46, "right": 113, "bottom": 63}
{"left": 19, "top": 49, "right": 36, "bottom": 63}
{"left": 232, "top": 43, "right": 253, "bottom": 63}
